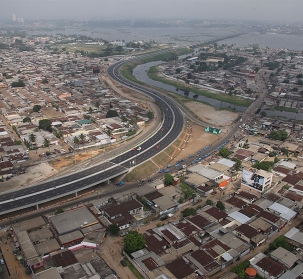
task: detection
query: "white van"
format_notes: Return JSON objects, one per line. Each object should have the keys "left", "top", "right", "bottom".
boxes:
{"left": 182, "top": 165, "right": 187, "bottom": 169}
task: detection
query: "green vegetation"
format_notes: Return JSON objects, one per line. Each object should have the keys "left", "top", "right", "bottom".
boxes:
{"left": 268, "top": 130, "right": 288, "bottom": 141}
{"left": 39, "top": 119, "right": 52, "bottom": 132}
{"left": 124, "top": 231, "right": 146, "bottom": 254}
{"left": 216, "top": 201, "right": 225, "bottom": 210}
{"left": 146, "top": 111, "right": 154, "bottom": 119}
{"left": 218, "top": 147, "right": 233, "bottom": 158}
{"left": 33, "top": 104, "right": 42, "bottom": 112}
{"left": 55, "top": 208, "right": 64, "bottom": 215}
{"left": 231, "top": 260, "right": 250, "bottom": 278}
{"left": 268, "top": 235, "right": 294, "bottom": 252}
{"left": 260, "top": 111, "right": 267, "bottom": 118}
{"left": 180, "top": 183, "right": 195, "bottom": 200}
{"left": 106, "top": 109, "right": 119, "bottom": 118}
{"left": 206, "top": 199, "right": 214, "bottom": 206}
{"left": 283, "top": 184, "right": 290, "bottom": 190}
{"left": 124, "top": 258, "right": 145, "bottom": 279}
{"left": 182, "top": 207, "right": 196, "bottom": 217}
{"left": 147, "top": 66, "right": 252, "bottom": 107}
{"left": 265, "top": 61, "right": 280, "bottom": 70}
{"left": 164, "top": 173, "right": 174, "bottom": 186}
{"left": 231, "top": 157, "right": 242, "bottom": 171}
{"left": 11, "top": 79, "right": 25, "bottom": 87}
{"left": 106, "top": 224, "right": 120, "bottom": 236}
{"left": 273, "top": 106, "right": 298, "bottom": 113}
{"left": 252, "top": 161, "right": 275, "bottom": 171}
{"left": 23, "top": 117, "right": 31, "bottom": 123}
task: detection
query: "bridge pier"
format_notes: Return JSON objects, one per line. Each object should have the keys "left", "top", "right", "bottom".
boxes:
{"left": 36, "top": 204, "right": 39, "bottom": 210}
{"left": 75, "top": 191, "right": 78, "bottom": 197}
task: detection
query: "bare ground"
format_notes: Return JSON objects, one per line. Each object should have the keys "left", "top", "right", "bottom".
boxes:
{"left": 98, "top": 236, "right": 135, "bottom": 279}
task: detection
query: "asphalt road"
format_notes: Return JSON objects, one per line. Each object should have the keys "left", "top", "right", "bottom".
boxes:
{"left": 0, "top": 54, "right": 185, "bottom": 216}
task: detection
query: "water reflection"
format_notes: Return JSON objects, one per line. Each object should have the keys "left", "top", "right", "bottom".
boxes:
{"left": 133, "top": 61, "right": 246, "bottom": 111}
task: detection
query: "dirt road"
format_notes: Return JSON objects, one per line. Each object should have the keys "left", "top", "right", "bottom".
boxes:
{"left": 98, "top": 236, "right": 135, "bottom": 279}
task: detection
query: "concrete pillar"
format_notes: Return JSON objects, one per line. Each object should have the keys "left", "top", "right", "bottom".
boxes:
{"left": 75, "top": 191, "right": 78, "bottom": 197}
{"left": 36, "top": 204, "right": 39, "bottom": 210}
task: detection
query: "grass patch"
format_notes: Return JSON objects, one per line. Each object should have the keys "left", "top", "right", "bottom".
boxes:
{"left": 124, "top": 258, "right": 145, "bottom": 279}
{"left": 164, "top": 145, "right": 176, "bottom": 157}
{"left": 174, "top": 138, "right": 182, "bottom": 148}
{"left": 153, "top": 152, "right": 170, "bottom": 167}
{"left": 272, "top": 106, "right": 298, "bottom": 113}
{"left": 148, "top": 66, "right": 252, "bottom": 107}
{"left": 124, "top": 160, "right": 158, "bottom": 182}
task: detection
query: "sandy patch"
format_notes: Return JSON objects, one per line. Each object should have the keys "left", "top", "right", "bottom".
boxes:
{"left": 184, "top": 101, "right": 239, "bottom": 127}
{"left": 0, "top": 163, "right": 56, "bottom": 193}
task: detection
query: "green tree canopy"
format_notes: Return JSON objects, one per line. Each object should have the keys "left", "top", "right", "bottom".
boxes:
{"left": 146, "top": 111, "right": 154, "bottom": 119}
{"left": 182, "top": 208, "right": 196, "bottom": 217}
{"left": 33, "top": 105, "right": 42, "bottom": 112}
{"left": 39, "top": 119, "right": 52, "bottom": 132}
{"left": 42, "top": 78, "right": 49, "bottom": 84}
{"left": 106, "top": 224, "right": 120, "bottom": 236}
{"left": 218, "top": 147, "right": 233, "bottom": 158}
{"left": 252, "top": 161, "right": 274, "bottom": 171}
{"left": 124, "top": 231, "right": 146, "bottom": 254}
{"left": 11, "top": 79, "right": 25, "bottom": 87}
{"left": 216, "top": 201, "right": 225, "bottom": 210}
{"left": 43, "top": 138, "right": 50, "bottom": 148}
{"left": 55, "top": 208, "right": 64, "bottom": 215}
{"left": 260, "top": 111, "right": 267, "bottom": 118}
{"left": 23, "top": 117, "right": 31, "bottom": 123}
{"left": 164, "top": 174, "right": 174, "bottom": 186}
{"left": 231, "top": 157, "right": 242, "bottom": 171}
{"left": 106, "top": 109, "right": 118, "bottom": 118}
{"left": 268, "top": 130, "right": 288, "bottom": 141}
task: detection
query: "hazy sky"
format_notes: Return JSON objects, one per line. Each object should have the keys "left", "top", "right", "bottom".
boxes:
{"left": 2, "top": 0, "right": 303, "bottom": 23}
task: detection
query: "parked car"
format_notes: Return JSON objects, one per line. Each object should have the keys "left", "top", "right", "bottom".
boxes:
{"left": 116, "top": 181, "right": 125, "bottom": 186}
{"left": 158, "top": 169, "right": 164, "bottom": 173}
{"left": 164, "top": 169, "right": 170, "bottom": 173}
{"left": 120, "top": 260, "right": 127, "bottom": 267}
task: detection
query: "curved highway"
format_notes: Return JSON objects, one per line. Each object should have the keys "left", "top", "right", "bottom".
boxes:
{"left": 0, "top": 54, "right": 185, "bottom": 215}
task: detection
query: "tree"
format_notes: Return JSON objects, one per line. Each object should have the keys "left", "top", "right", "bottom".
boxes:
{"left": 43, "top": 138, "right": 50, "bottom": 149}
{"left": 23, "top": 117, "right": 31, "bottom": 123}
{"left": 206, "top": 199, "right": 214, "bottom": 206}
{"left": 29, "top": 133, "right": 36, "bottom": 147}
{"left": 182, "top": 208, "right": 196, "bottom": 217}
{"left": 268, "top": 130, "right": 288, "bottom": 141}
{"left": 260, "top": 111, "right": 267, "bottom": 118}
{"left": 146, "top": 111, "right": 154, "bottom": 119}
{"left": 218, "top": 147, "right": 233, "bottom": 158}
{"left": 297, "top": 73, "right": 303, "bottom": 79}
{"left": 39, "top": 119, "right": 52, "bottom": 132}
{"left": 115, "top": 45, "right": 123, "bottom": 53}
{"left": 11, "top": 79, "right": 25, "bottom": 87}
{"left": 33, "top": 105, "right": 42, "bottom": 112}
{"left": 79, "top": 133, "right": 85, "bottom": 143}
{"left": 231, "top": 157, "right": 242, "bottom": 171}
{"left": 95, "top": 101, "right": 100, "bottom": 108}
{"left": 106, "top": 109, "right": 118, "bottom": 118}
{"left": 252, "top": 161, "right": 274, "bottom": 171}
{"left": 88, "top": 107, "right": 93, "bottom": 114}
{"left": 55, "top": 208, "right": 64, "bottom": 215}
{"left": 106, "top": 224, "right": 120, "bottom": 236}
{"left": 42, "top": 78, "right": 49, "bottom": 84}
{"left": 216, "top": 201, "right": 225, "bottom": 210}
{"left": 105, "top": 128, "right": 112, "bottom": 139}
{"left": 297, "top": 79, "right": 303, "bottom": 85}
{"left": 176, "top": 68, "right": 181, "bottom": 74}
{"left": 124, "top": 231, "right": 146, "bottom": 254}
{"left": 73, "top": 136, "right": 79, "bottom": 145}
{"left": 164, "top": 174, "right": 174, "bottom": 186}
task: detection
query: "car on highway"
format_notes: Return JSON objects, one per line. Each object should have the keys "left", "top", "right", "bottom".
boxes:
{"left": 156, "top": 145, "right": 160, "bottom": 149}
{"left": 116, "top": 181, "right": 125, "bottom": 186}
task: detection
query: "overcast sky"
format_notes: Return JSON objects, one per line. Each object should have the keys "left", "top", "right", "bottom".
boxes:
{"left": 1, "top": 0, "right": 303, "bottom": 23}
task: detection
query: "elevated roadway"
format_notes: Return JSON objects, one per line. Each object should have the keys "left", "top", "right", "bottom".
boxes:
{"left": 0, "top": 54, "right": 185, "bottom": 216}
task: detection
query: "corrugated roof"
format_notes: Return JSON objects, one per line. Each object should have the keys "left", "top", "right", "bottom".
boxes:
{"left": 228, "top": 211, "right": 251, "bottom": 224}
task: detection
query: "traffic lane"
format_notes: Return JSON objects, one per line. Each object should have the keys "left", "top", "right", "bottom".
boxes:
{"left": 0, "top": 165, "right": 128, "bottom": 212}
{"left": 0, "top": 161, "right": 115, "bottom": 202}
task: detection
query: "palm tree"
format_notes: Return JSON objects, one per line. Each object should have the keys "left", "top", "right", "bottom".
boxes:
{"left": 79, "top": 133, "right": 85, "bottom": 143}
{"left": 105, "top": 129, "right": 112, "bottom": 144}
{"left": 29, "top": 133, "right": 37, "bottom": 153}
{"left": 73, "top": 136, "right": 79, "bottom": 145}
{"left": 43, "top": 138, "right": 50, "bottom": 150}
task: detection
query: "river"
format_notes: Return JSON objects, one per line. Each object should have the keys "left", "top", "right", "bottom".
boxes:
{"left": 133, "top": 61, "right": 246, "bottom": 111}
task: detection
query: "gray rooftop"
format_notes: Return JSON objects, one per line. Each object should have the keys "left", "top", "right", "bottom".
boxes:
{"left": 12, "top": 216, "right": 45, "bottom": 233}
{"left": 270, "top": 247, "right": 298, "bottom": 268}
{"left": 58, "top": 230, "right": 84, "bottom": 245}
{"left": 188, "top": 165, "right": 223, "bottom": 180}
{"left": 36, "top": 267, "right": 62, "bottom": 279}
{"left": 50, "top": 207, "right": 98, "bottom": 235}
